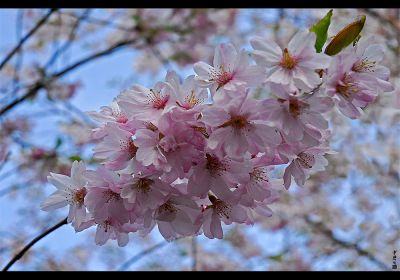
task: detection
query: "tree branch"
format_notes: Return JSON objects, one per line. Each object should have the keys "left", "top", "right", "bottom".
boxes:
{"left": 304, "top": 216, "right": 390, "bottom": 271}
{"left": 117, "top": 240, "right": 169, "bottom": 271}
{"left": 191, "top": 236, "right": 197, "bottom": 271}
{"left": 0, "top": 38, "right": 138, "bottom": 116}
{"left": 2, "top": 217, "right": 68, "bottom": 271}
{"left": 0, "top": 9, "right": 57, "bottom": 71}
{"left": 45, "top": 9, "right": 91, "bottom": 69}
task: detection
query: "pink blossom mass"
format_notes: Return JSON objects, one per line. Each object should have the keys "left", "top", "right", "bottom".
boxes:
{"left": 41, "top": 27, "right": 394, "bottom": 247}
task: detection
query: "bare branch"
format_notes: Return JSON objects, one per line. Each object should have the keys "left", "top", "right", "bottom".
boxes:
{"left": 117, "top": 240, "right": 169, "bottom": 271}
{"left": 304, "top": 216, "right": 390, "bottom": 271}
{"left": 0, "top": 38, "right": 138, "bottom": 116}
{"left": 45, "top": 9, "right": 91, "bottom": 69}
{"left": 0, "top": 9, "right": 57, "bottom": 71}
{"left": 2, "top": 217, "right": 68, "bottom": 271}
{"left": 191, "top": 236, "right": 197, "bottom": 271}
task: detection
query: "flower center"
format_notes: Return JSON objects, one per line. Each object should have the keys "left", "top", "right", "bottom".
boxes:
{"left": 144, "top": 122, "right": 158, "bottom": 132}
{"left": 177, "top": 90, "right": 204, "bottom": 110}
{"left": 280, "top": 48, "right": 297, "bottom": 70}
{"left": 191, "top": 126, "right": 209, "bottom": 139}
{"left": 100, "top": 219, "right": 112, "bottom": 232}
{"left": 116, "top": 115, "right": 128, "bottom": 124}
{"left": 352, "top": 58, "right": 376, "bottom": 73}
{"left": 297, "top": 152, "right": 315, "bottom": 169}
{"left": 103, "top": 189, "right": 121, "bottom": 203}
{"left": 159, "top": 201, "right": 178, "bottom": 214}
{"left": 210, "top": 65, "right": 234, "bottom": 90}
{"left": 127, "top": 139, "right": 138, "bottom": 158}
{"left": 289, "top": 98, "right": 308, "bottom": 118}
{"left": 335, "top": 76, "right": 359, "bottom": 100}
{"left": 134, "top": 178, "right": 154, "bottom": 194}
{"left": 208, "top": 195, "right": 231, "bottom": 219}
{"left": 206, "top": 153, "right": 227, "bottom": 176}
{"left": 220, "top": 115, "right": 249, "bottom": 129}
{"left": 120, "top": 137, "right": 138, "bottom": 159}
{"left": 148, "top": 89, "right": 169, "bottom": 110}
{"left": 250, "top": 168, "right": 269, "bottom": 183}
{"left": 73, "top": 188, "right": 87, "bottom": 205}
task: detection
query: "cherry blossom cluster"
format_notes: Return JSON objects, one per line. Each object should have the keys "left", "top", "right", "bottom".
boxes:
{"left": 41, "top": 30, "right": 393, "bottom": 246}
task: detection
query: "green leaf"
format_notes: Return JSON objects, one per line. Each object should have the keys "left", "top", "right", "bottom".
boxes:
{"left": 324, "top": 15, "right": 366, "bottom": 56}
{"left": 54, "top": 137, "right": 63, "bottom": 150}
{"left": 309, "top": 9, "right": 333, "bottom": 53}
{"left": 268, "top": 253, "right": 284, "bottom": 262}
{"left": 69, "top": 155, "right": 82, "bottom": 162}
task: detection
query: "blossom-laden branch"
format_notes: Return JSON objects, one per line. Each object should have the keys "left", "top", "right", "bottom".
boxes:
{"left": 38, "top": 11, "right": 395, "bottom": 248}
{"left": 2, "top": 217, "right": 68, "bottom": 271}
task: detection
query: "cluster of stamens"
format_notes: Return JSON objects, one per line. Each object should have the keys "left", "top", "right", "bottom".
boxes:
{"left": 72, "top": 188, "right": 87, "bottom": 206}
{"left": 133, "top": 178, "right": 154, "bottom": 194}
{"left": 158, "top": 200, "right": 178, "bottom": 215}
{"left": 280, "top": 48, "right": 297, "bottom": 70}
{"left": 208, "top": 195, "right": 231, "bottom": 219}
{"left": 177, "top": 90, "right": 204, "bottom": 110}
{"left": 119, "top": 138, "right": 138, "bottom": 159}
{"left": 209, "top": 65, "right": 234, "bottom": 90}
{"left": 219, "top": 115, "right": 249, "bottom": 129}
{"left": 205, "top": 153, "right": 227, "bottom": 177}
{"left": 288, "top": 98, "right": 309, "bottom": 118}
{"left": 250, "top": 167, "right": 269, "bottom": 183}
{"left": 147, "top": 89, "right": 169, "bottom": 110}
{"left": 104, "top": 189, "right": 121, "bottom": 203}
{"left": 335, "top": 74, "right": 359, "bottom": 100}
{"left": 352, "top": 58, "right": 376, "bottom": 73}
{"left": 297, "top": 152, "right": 315, "bottom": 169}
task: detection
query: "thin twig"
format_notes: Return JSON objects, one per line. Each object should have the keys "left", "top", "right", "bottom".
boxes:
{"left": 45, "top": 9, "right": 91, "bottom": 69}
{"left": 0, "top": 9, "right": 57, "bottom": 71}
{"left": 117, "top": 240, "right": 169, "bottom": 271}
{"left": 191, "top": 236, "right": 197, "bottom": 271}
{"left": 2, "top": 217, "right": 68, "bottom": 271}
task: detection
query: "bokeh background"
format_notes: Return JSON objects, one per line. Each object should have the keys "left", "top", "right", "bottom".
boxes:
{"left": 0, "top": 8, "right": 399, "bottom": 271}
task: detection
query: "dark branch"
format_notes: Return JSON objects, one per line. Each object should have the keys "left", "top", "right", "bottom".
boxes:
{"left": 117, "top": 240, "right": 169, "bottom": 271}
{"left": 0, "top": 38, "right": 137, "bottom": 116}
{"left": 304, "top": 216, "right": 390, "bottom": 271}
{"left": 191, "top": 236, "right": 197, "bottom": 271}
{"left": 2, "top": 217, "right": 68, "bottom": 271}
{"left": 0, "top": 9, "right": 57, "bottom": 71}
{"left": 45, "top": 9, "right": 91, "bottom": 69}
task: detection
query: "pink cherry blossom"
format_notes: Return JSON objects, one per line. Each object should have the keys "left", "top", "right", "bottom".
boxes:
{"left": 281, "top": 144, "right": 332, "bottom": 189}
{"left": 193, "top": 43, "right": 264, "bottom": 96}
{"left": 41, "top": 161, "right": 90, "bottom": 229}
{"left": 143, "top": 193, "right": 203, "bottom": 240}
{"left": 326, "top": 55, "right": 379, "bottom": 119}
{"left": 120, "top": 172, "right": 171, "bottom": 213}
{"left": 165, "top": 70, "right": 208, "bottom": 114}
{"left": 251, "top": 31, "right": 331, "bottom": 92}
{"left": 93, "top": 122, "right": 139, "bottom": 171}
{"left": 200, "top": 194, "right": 248, "bottom": 239}
{"left": 117, "top": 80, "right": 175, "bottom": 124}
{"left": 262, "top": 85, "right": 333, "bottom": 143}
{"left": 93, "top": 217, "right": 133, "bottom": 247}
{"left": 237, "top": 156, "right": 283, "bottom": 204}
{"left": 342, "top": 35, "right": 394, "bottom": 93}
{"left": 201, "top": 89, "right": 281, "bottom": 158}
{"left": 84, "top": 166, "right": 130, "bottom": 224}
{"left": 188, "top": 152, "right": 251, "bottom": 201}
